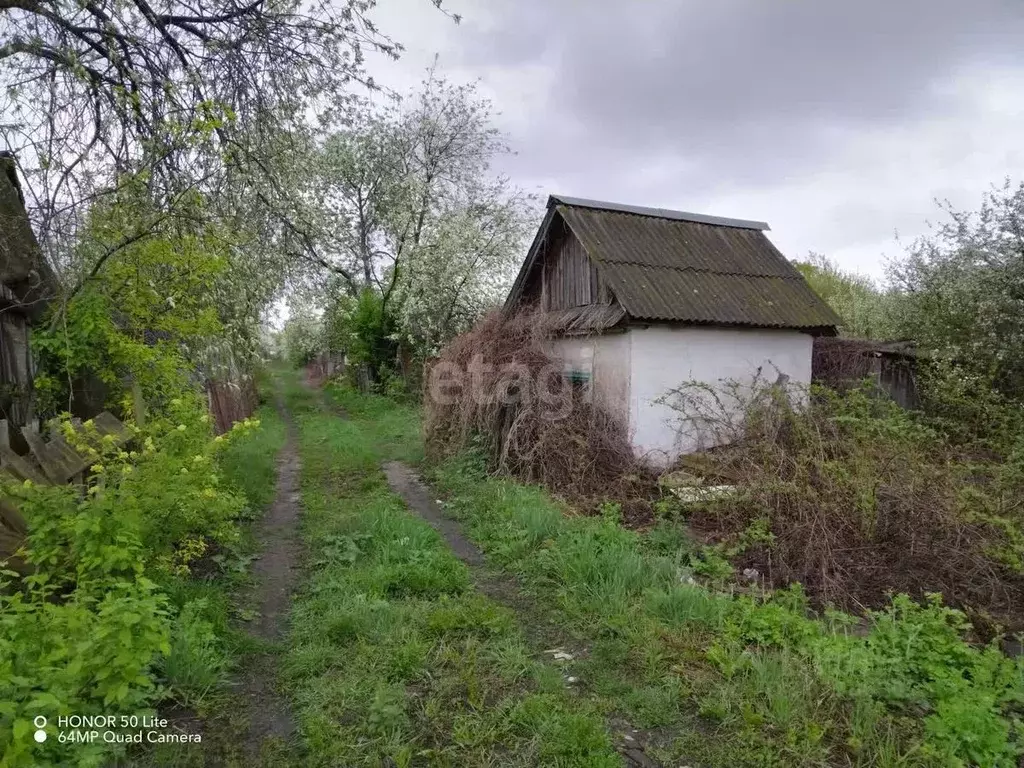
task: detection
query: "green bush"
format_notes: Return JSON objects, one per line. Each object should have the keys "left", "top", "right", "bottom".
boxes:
{"left": 0, "top": 576, "right": 170, "bottom": 767}
{"left": 714, "top": 589, "right": 1024, "bottom": 766}
{"left": 433, "top": 443, "right": 1024, "bottom": 767}
{"left": 0, "top": 397, "right": 262, "bottom": 766}
{"left": 160, "top": 599, "right": 230, "bottom": 710}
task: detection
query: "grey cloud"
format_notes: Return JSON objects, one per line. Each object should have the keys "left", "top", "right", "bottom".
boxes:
{"left": 457, "top": 0, "right": 1024, "bottom": 192}
{"left": 372, "top": 0, "right": 1024, "bottom": 276}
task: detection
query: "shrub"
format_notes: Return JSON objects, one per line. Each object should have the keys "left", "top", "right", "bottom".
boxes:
{"left": 0, "top": 396, "right": 261, "bottom": 766}
{"left": 424, "top": 311, "right": 655, "bottom": 517}
{"left": 662, "top": 378, "right": 1024, "bottom": 625}
{"left": 0, "top": 574, "right": 170, "bottom": 767}
{"left": 716, "top": 590, "right": 1024, "bottom": 766}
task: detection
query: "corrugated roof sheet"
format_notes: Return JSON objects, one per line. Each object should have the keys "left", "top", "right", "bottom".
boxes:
{"left": 598, "top": 263, "right": 837, "bottom": 327}
{"left": 815, "top": 337, "right": 920, "bottom": 359}
{"left": 543, "top": 304, "right": 627, "bottom": 334}
{"left": 554, "top": 199, "right": 840, "bottom": 330}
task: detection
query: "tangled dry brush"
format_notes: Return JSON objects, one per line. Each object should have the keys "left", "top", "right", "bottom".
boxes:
{"left": 424, "top": 311, "right": 655, "bottom": 516}
{"left": 426, "top": 312, "right": 1024, "bottom": 628}
{"left": 669, "top": 381, "right": 1024, "bottom": 629}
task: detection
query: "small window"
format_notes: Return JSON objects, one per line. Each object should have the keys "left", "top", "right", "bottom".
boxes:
{"left": 565, "top": 370, "right": 592, "bottom": 402}
{"left": 565, "top": 370, "right": 591, "bottom": 386}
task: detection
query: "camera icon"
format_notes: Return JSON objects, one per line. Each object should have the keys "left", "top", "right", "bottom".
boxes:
{"left": 32, "top": 716, "right": 47, "bottom": 743}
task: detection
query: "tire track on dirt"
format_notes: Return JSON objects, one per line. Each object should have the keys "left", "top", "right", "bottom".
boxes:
{"left": 239, "top": 393, "right": 303, "bottom": 760}
{"left": 381, "top": 460, "right": 664, "bottom": 768}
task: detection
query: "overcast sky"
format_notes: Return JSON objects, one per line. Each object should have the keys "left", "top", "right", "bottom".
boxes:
{"left": 365, "top": 0, "right": 1024, "bottom": 282}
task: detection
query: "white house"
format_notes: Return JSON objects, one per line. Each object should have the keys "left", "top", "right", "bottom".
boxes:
{"left": 503, "top": 195, "right": 840, "bottom": 466}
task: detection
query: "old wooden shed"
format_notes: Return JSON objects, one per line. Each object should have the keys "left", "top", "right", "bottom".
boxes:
{"left": 0, "top": 153, "right": 57, "bottom": 437}
{"left": 812, "top": 336, "right": 921, "bottom": 409}
{"left": 504, "top": 194, "right": 840, "bottom": 465}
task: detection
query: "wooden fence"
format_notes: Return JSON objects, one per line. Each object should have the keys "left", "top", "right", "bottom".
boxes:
{"left": 206, "top": 376, "right": 259, "bottom": 435}
{"left": 0, "top": 412, "right": 131, "bottom": 573}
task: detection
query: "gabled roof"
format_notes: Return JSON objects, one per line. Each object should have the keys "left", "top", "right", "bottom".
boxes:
{"left": 506, "top": 195, "right": 840, "bottom": 332}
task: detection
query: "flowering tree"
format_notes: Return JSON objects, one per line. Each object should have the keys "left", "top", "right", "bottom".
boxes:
{"left": 1, "top": 0, "right": 463, "bottom": 402}
{"left": 887, "top": 180, "right": 1024, "bottom": 395}
{"left": 307, "top": 73, "right": 536, "bottom": 367}
{"left": 793, "top": 253, "right": 897, "bottom": 339}
{"left": 0, "top": 0, "right": 452, "bottom": 262}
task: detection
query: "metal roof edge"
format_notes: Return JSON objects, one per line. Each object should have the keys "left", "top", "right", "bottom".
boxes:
{"left": 549, "top": 194, "right": 770, "bottom": 231}
{"left": 624, "top": 316, "right": 838, "bottom": 333}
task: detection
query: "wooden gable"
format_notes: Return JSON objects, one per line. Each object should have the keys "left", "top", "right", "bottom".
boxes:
{"left": 519, "top": 215, "right": 613, "bottom": 312}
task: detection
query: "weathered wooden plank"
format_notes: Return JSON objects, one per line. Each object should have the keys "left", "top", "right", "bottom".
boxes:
{"left": 21, "top": 426, "right": 65, "bottom": 483}
{"left": 0, "top": 498, "right": 27, "bottom": 534}
{"left": 92, "top": 411, "right": 131, "bottom": 444}
{"left": 0, "top": 526, "right": 31, "bottom": 575}
{"left": 543, "top": 227, "right": 598, "bottom": 311}
{"left": 0, "top": 445, "right": 45, "bottom": 484}
{"left": 46, "top": 434, "right": 98, "bottom": 482}
{"left": 41, "top": 448, "right": 82, "bottom": 485}
{"left": 46, "top": 434, "right": 81, "bottom": 466}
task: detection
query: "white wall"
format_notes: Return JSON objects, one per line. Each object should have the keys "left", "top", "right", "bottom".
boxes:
{"left": 549, "top": 334, "right": 631, "bottom": 423}
{"left": 627, "top": 326, "right": 813, "bottom": 466}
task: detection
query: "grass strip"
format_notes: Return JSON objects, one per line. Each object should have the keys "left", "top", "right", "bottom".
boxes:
{"left": 280, "top": 372, "right": 620, "bottom": 767}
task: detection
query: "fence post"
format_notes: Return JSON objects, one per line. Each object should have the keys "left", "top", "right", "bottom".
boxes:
{"left": 130, "top": 378, "right": 147, "bottom": 428}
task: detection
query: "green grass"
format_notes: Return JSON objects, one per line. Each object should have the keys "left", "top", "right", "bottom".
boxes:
{"left": 428, "top": 447, "right": 1024, "bottom": 767}
{"left": 278, "top": 370, "right": 620, "bottom": 767}
{"left": 219, "top": 403, "right": 288, "bottom": 511}
{"left": 323, "top": 380, "right": 425, "bottom": 463}
{"left": 126, "top": 401, "right": 290, "bottom": 768}
{"left": 143, "top": 372, "right": 1023, "bottom": 767}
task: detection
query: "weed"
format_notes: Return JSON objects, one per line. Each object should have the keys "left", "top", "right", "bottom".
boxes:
{"left": 507, "top": 694, "right": 620, "bottom": 767}
{"left": 598, "top": 500, "right": 622, "bottom": 525}
{"left": 662, "top": 377, "right": 1024, "bottom": 625}
{"left": 426, "top": 594, "right": 516, "bottom": 638}
{"left": 647, "top": 584, "right": 727, "bottom": 629}
{"left": 367, "top": 685, "right": 409, "bottom": 737}
{"left": 218, "top": 404, "right": 287, "bottom": 511}
{"left": 314, "top": 532, "right": 369, "bottom": 567}
{"left": 689, "top": 544, "right": 734, "bottom": 582}
{"left": 643, "top": 519, "right": 694, "bottom": 557}
{"left": 431, "top": 438, "right": 1024, "bottom": 767}
{"left": 536, "top": 519, "right": 671, "bottom": 618}
{"left": 653, "top": 494, "right": 684, "bottom": 521}
{"left": 279, "top": 369, "right": 619, "bottom": 766}
{"left": 160, "top": 600, "right": 230, "bottom": 710}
